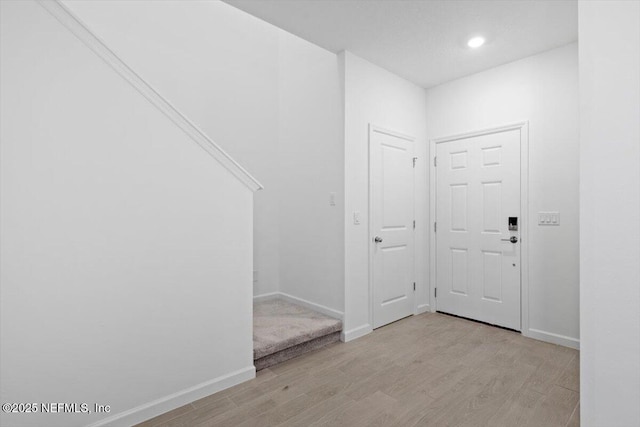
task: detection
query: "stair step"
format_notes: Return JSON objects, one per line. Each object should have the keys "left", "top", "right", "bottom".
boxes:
{"left": 255, "top": 331, "right": 340, "bottom": 370}
{"left": 253, "top": 298, "right": 342, "bottom": 370}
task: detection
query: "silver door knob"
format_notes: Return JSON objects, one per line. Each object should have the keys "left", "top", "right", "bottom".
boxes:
{"left": 374, "top": 236, "right": 383, "bottom": 243}
{"left": 501, "top": 236, "right": 518, "bottom": 243}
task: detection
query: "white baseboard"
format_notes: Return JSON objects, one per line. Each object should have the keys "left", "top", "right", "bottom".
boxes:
{"left": 525, "top": 328, "right": 580, "bottom": 350}
{"left": 340, "top": 324, "right": 373, "bottom": 342}
{"left": 254, "top": 292, "right": 344, "bottom": 320}
{"left": 277, "top": 292, "right": 344, "bottom": 320}
{"left": 416, "top": 304, "right": 431, "bottom": 315}
{"left": 253, "top": 292, "right": 280, "bottom": 303}
{"left": 87, "top": 366, "right": 255, "bottom": 427}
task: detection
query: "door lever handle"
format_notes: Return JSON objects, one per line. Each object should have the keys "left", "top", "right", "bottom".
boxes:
{"left": 374, "top": 236, "right": 383, "bottom": 243}
{"left": 501, "top": 236, "right": 518, "bottom": 243}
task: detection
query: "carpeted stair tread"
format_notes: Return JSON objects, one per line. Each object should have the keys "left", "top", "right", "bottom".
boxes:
{"left": 253, "top": 299, "right": 342, "bottom": 361}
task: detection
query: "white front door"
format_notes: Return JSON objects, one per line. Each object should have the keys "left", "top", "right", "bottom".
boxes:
{"left": 370, "top": 126, "right": 415, "bottom": 329}
{"left": 435, "top": 128, "right": 521, "bottom": 330}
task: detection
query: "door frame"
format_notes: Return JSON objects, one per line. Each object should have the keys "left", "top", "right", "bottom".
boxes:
{"left": 429, "top": 121, "right": 530, "bottom": 334}
{"left": 369, "top": 124, "right": 417, "bottom": 329}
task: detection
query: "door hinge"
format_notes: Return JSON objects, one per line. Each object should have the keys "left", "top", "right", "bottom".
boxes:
{"left": 434, "top": 156, "right": 437, "bottom": 167}
{"left": 435, "top": 288, "right": 437, "bottom": 298}
{"left": 413, "top": 282, "right": 416, "bottom": 291}
{"left": 413, "top": 157, "right": 418, "bottom": 168}
{"left": 434, "top": 222, "right": 437, "bottom": 232}
{"left": 413, "top": 220, "right": 416, "bottom": 229}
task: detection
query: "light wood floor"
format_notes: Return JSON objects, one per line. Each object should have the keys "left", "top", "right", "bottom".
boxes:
{"left": 137, "top": 312, "right": 580, "bottom": 427}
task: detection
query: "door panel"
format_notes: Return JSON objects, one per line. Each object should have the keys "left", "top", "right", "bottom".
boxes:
{"left": 371, "top": 127, "right": 415, "bottom": 329}
{"left": 436, "top": 129, "right": 521, "bottom": 330}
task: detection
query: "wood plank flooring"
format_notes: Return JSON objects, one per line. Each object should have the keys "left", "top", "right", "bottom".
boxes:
{"left": 136, "top": 312, "right": 579, "bottom": 427}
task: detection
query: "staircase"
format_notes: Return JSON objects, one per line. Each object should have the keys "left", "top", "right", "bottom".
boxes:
{"left": 253, "top": 298, "right": 342, "bottom": 370}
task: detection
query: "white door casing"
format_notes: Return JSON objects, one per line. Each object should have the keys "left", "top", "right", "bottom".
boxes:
{"left": 432, "top": 123, "right": 528, "bottom": 331}
{"left": 370, "top": 125, "right": 415, "bottom": 329}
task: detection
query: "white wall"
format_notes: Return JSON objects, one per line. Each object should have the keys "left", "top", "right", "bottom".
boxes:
{"left": 342, "top": 51, "right": 429, "bottom": 340}
{"left": 277, "top": 32, "right": 345, "bottom": 314}
{"left": 63, "top": 0, "right": 345, "bottom": 314}
{"left": 425, "top": 43, "right": 580, "bottom": 348}
{"left": 0, "top": 1, "right": 254, "bottom": 426}
{"left": 579, "top": 1, "right": 640, "bottom": 425}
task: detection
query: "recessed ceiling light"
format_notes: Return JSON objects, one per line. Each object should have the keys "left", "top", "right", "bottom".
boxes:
{"left": 467, "top": 36, "right": 485, "bottom": 48}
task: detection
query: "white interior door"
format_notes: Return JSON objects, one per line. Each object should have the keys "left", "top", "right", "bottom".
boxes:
{"left": 370, "top": 126, "right": 415, "bottom": 329}
{"left": 435, "top": 128, "right": 521, "bottom": 330}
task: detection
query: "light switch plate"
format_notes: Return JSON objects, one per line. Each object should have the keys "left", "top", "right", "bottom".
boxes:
{"left": 538, "top": 211, "right": 560, "bottom": 226}
{"left": 353, "top": 212, "right": 361, "bottom": 225}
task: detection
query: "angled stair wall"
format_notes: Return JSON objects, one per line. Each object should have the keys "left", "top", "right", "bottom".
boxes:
{"left": 0, "top": 1, "right": 259, "bottom": 426}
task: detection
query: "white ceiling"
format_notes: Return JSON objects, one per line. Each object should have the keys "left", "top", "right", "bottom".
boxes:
{"left": 225, "top": 0, "right": 578, "bottom": 89}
